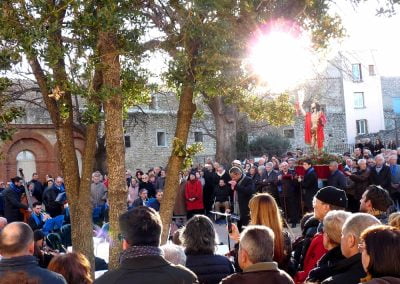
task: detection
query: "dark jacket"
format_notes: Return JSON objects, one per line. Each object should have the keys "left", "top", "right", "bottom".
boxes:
{"left": 30, "top": 179, "right": 44, "bottom": 203}
{"left": 257, "top": 170, "right": 279, "bottom": 195}
{"left": 278, "top": 170, "right": 296, "bottom": 197}
{"left": 235, "top": 175, "right": 255, "bottom": 226}
{"left": 290, "top": 217, "right": 320, "bottom": 274}
{"left": 213, "top": 184, "right": 230, "bottom": 202}
{"left": 221, "top": 262, "right": 294, "bottom": 284}
{"left": 327, "top": 170, "right": 347, "bottom": 190}
{"left": 139, "top": 181, "right": 155, "bottom": 198}
{"left": 42, "top": 185, "right": 64, "bottom": 217}
{"left": 94, "top": 255, "right": 198, "bottom": 284}
{"left": 28, "top": 213, "right": 45, "bottom": 231}
{"left": 185, "top": 254, "right": 234, "bottom": 284}
{"left": 369, "top": 165, "right": 391, "bottom": 190}
{"left": 213, "top": 171, "right": 231, "bottom": 188}
{"left": 0, "top": 255, "right": 66, "bottom": 284}
{"left": 321, "top": 253, "right": 366, "bottom": 284}
{"left": 349, "top": 168, "right": 370, "bottom": 200}
{"left": 307, "top": 246, "right": 346, "bottom": 282}
{"left": 132, "top": 197, "right": 147, "bottom": 208}
{"left": 365, "top": 277, "right": 400, "bottom": 284}
{"left": 2, "top": 186, "right": 28, "bottom": 223}
{"left": 302, "top": 168, "right": 318, "bottom": 191}
{"left": 155, "top": 176, "right": 165, "bottom": 190}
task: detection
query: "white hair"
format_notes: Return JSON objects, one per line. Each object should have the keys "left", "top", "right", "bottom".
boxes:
{"left": 342, "top": 213, "right": 380, "bottom": 238}
{"left": 161, "top": 244, "right": 186, "bottom": 266}
{"left": 357, "top": 159, "right": 366, "bottom": 165}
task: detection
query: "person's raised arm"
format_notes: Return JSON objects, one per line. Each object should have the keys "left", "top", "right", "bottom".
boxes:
{"left": 298, "top": 90, "right": 306, "bottom": 117}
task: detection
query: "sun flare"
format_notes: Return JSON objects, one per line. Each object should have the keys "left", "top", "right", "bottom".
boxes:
{"left": 247, "top": 21, "right": 315, "bottom": 93}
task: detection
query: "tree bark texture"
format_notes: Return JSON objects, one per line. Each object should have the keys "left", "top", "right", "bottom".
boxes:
{"left": 160, "top": 84, "right": 196, "bottom": 243}
{"left": 29, "top": 60, "right": 95, "bottom": 269}
{"left": 98, "top": 31, "right": 127, "bottom": 269}
{"left": 207, "top": 96, "right": 238, "bottom": 166}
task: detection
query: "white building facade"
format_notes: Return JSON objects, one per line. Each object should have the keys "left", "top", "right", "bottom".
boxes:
{"left": 339, "top": 50, "right": 385, "bottom": 143}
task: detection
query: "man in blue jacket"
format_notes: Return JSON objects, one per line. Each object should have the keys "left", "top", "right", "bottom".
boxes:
{"left": 0, "top": 222, "right": 66, "bottom": 283}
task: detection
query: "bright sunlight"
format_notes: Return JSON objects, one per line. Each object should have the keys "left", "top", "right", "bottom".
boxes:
{"left": 247, "top": 20, "right": 315, "bottom": 93}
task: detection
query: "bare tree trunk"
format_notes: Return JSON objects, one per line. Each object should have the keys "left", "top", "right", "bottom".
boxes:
{"left": 29, "top": 56, "right": 95, "bottom": 269}
{"left": 98, "top": 31, "right": 126, "bottom": 269}
{"left": 70, "top": 122, "right": 97, "bottom": 269}
{"left": 160, "top": 84, "right": 196, "bottom": 243}
{"left": 207, "top": 96, "right": 238, "bottom": 166}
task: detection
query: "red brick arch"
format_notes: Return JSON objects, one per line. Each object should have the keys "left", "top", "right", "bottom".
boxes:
{"left": 0, "top": 130, "right": 57, "bottom": 182}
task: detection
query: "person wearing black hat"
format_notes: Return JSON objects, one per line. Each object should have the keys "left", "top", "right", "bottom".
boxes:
{"left": 2, "top": 177, "right": 29, "bottom": 223}
{"left": 294, "top": 186, "right": 348, "bottom": 283}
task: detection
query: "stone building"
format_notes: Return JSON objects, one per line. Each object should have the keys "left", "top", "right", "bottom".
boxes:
{"left": 123, "top": 92, "right": 216, "bottom": 171}
{"left": 248, "top": 50, "right": 388, "bottom": 153}
{"left": 0, "top": 89, "right": 215, "bottom": 183}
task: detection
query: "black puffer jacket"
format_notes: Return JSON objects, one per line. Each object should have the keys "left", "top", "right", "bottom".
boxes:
{"left": 185, "top": 254, "right": 235, "bottom": 284}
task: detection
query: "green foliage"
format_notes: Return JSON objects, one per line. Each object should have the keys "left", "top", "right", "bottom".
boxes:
{"left": 0, "top": 78, "right": 24, "bottom": 142}
{"left": 172, "top": 137, "right": 204, "bottom": 169}
{"left": 248, "top": 134, "right": 290, "bottom": 157}
{"left": 239, "top": 93, "right": 296, "bottom": 126}
{"left": 297, "top": 151, "right": 342, "bottom": 165}
{"left": 149, "top": 1, "right": 343, "bottom": 128}
{"left": 0, "top": 0, "right": 149, "bottom": 129}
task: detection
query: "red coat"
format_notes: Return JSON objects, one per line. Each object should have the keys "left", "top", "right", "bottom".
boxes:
{"left": 185, "top": 180, "right": 204, "bottom": 211}
{"left": 294, "top": 233, "right": 327, "bottom": 284}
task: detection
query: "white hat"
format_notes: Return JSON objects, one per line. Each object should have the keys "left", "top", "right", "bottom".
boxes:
{"left": 232, "top": 160, "right": 241, "bottom": 165}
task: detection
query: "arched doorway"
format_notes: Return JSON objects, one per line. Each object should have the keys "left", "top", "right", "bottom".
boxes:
{"left": 16, "top": 150, "right": 36, "bottom": 182}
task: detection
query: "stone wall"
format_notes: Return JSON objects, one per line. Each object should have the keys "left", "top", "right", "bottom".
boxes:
{"left": 247, "top": 74, "right": 348, "bottom": 152}
{"left": 124, "top": 110, "right": 216, "bottom": 171}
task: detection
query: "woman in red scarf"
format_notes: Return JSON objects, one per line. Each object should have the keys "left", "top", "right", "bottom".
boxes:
{"left": 185, "top": 172, "right": 204, "bottom": 220}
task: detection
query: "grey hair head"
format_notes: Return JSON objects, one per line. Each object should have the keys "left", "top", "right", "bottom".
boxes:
{"left": 240, "top": 225, "right": 275, "bottom": 264}
{"left": 182, "top": 215, "right": 217, "bottom": 255}
{"left": 357, "top": 159, "right": 366, "bottom": 165}
{"left": 161, "top": 244, "right": 187, "bottom": 266}
{"left": 342, "top": 213, "right": 381, "bottom": 239}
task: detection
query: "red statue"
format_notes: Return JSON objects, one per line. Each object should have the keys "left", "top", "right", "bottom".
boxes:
{"left": 298, "top": 92, "right": 326, "bottom": 150}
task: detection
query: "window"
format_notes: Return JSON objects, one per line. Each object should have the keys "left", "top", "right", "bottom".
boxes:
{"left": 352, "top": 63, "right": 362, "bottom": 82}
{"left": 356, "top": 119, "right": 368, "bottom": 135}
{"left": 157, "top": 131, "right": 166, "bottom": 147}
{"left": 368, "top": 65, "right": 375, "bottom": 76}
{"left": 393, "top": 98, "right": 400, "bottom": 115}
{"left": 124, "top": 135, "right": 131, "bottom": 148}
{"left": 354, "top": 92, "right": 365, "bottom": 109}
{"left": 194, "top": 131, "right": 203, "bottom": 142}
{"left": 16, "top": 150, "right": 36, "bottom": 181}
{"left": 283, "top": 129, "right": 294, "bottom": 138}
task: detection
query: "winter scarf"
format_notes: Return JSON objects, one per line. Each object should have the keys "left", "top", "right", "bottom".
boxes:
{"left": 119, "top": 246, "right": 164, "bottom": 263}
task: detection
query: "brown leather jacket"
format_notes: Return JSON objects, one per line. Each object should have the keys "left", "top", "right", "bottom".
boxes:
{"left": 221, "top": 262, "right": 294, "bottom": 284}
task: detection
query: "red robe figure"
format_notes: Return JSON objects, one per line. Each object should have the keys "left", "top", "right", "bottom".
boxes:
{"left": 298, "top": 93, "right": 326, "bottom": 150}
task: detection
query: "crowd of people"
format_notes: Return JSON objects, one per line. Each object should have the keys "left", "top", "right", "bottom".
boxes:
{"left": 0, "top": 140, "right": 400, "bottom": 283}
